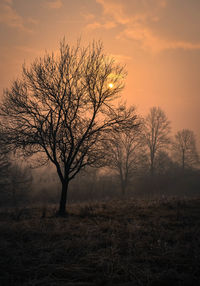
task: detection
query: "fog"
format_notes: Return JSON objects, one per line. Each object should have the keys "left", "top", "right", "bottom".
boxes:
{"left": 1, "top": 151, "right": 200, "bottom": 209}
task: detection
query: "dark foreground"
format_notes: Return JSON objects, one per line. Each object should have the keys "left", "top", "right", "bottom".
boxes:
{"left": 0, "top": 198, "right": 200, "bottom": 286}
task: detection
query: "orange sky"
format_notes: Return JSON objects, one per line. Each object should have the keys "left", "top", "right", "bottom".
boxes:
{"left": 0, "top": 0, "right": 200, "bottom": 146}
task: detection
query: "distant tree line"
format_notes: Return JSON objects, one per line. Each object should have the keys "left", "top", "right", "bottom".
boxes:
{"left": 103, "top": 106, "right": 199, "bottom": 196}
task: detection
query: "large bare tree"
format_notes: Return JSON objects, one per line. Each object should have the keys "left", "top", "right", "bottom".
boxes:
{"left": 142, "top": 107, "right": 171, "bottom": 175}
{"left": 0, "top": 39, "right": 135, "bottom": 215}
{"left": 172, "top": 129, "right": 199, "bottom": 170}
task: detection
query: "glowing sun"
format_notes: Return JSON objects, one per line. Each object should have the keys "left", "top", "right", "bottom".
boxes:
{"left": 108, "top": 83, "right": 114, "bottom": 89}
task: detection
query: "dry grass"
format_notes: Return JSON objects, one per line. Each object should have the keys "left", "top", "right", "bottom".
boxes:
{"left": 0, "top": 197, "right": 200, "bottom": 285}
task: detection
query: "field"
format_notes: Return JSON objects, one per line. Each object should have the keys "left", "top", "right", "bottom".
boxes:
{"left": 0, "top": 197, "right": 200, "bottom": 286}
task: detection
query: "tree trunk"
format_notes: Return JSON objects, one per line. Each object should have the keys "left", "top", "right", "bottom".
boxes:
{"left": 58, "top": 180, "right": 69, "bottom": 216}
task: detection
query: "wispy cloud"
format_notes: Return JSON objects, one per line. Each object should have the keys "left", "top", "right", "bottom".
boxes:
{"left": 44, "top": 0, "right": 63, "bottom": 9}
{"left": 120, "top": 27, "right": 200, "bottom": 52}
{"left": 86, "top": 21, "right": 116, "bottom": 31}
{"left": 110, "top": 53, "right": 132, "bottom": 63}
{"left": 0, "top": 0, "right": 37, "bottom": 32}
{"left": 82, "top": 12, "right": 95, "bottom": 22}
{"left": 0, "top": 0, "right": 24, "bottom": 29}
{"left": 94, "top": 0, "right": 200, "bottom": 52}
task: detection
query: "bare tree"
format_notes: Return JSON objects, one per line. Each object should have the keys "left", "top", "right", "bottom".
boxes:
{"left": 0, "top": 39, "right": 135, "bottom": 215}
{"left": 104, "top": 106, "right": 142, "bottom": 195}
{"left": 172, "top": 129, "right": 199, "bottom": 171}
{"left": 142, "top": 107, "right": 171, "bottom": 175}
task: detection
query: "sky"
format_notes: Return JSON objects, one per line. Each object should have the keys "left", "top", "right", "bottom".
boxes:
{"left": 0, "top": 0, "right": 200, "bottom": 146}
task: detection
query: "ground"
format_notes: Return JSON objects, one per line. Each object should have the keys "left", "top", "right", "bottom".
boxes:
{"left": 0, "top": 197, "right": 200, "bottom": 285}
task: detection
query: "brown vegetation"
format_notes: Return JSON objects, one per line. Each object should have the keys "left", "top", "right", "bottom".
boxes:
{"left": 0, "top": 197, "right": 200, "bottom": 285}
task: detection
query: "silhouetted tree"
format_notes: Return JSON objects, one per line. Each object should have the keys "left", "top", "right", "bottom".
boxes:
{"left": 142, "top": 107, "right": 171, "bottom": 175}
{"left": 0, "top": 39, "right": 135, "bottom": 215}
{"left": 172, "top": 129, "right": 199, "bottom": 171}
{"left": 104, "top": 106, "right": 142, "bottom": 195}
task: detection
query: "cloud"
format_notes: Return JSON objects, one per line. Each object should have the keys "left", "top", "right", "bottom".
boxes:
{"left": 26, "top": 17, "right": 39, "bottom": 26}
{"left": 82, "top": 12, "right": 96, "bottom": 22}
{"left": 96, "top": 0, "right": 131, "bottom": 25}
{"left": 0, "top": 1, "right": 24, "bottom": 29}
{"left": 83, "top": 7, "right": 116, "bottom": 31}
{"left": 0, "top": 0, "right": 36, "bottom": 32}
{"left": 110, "top": 53, "right": 132, "bottom": 63}
{"left": 159, "top": 0, "right": 167, "bottom": 8}
{"left": 96, "top": 0, "right": 165, "bottom": 25}
{"left": 86, "top": 21, "right": 116, "bottom": 31}
{"left": 95, "top": 0, "right": 200, "bottom": 52}
{"left": 120, "top": 27, "right": 200, "bottom": 52}
{"left": 44, "top": 0, "right": 63, "bottom": 9}
{"left": 3, "top": 0, "right": 13, "bottom": 4}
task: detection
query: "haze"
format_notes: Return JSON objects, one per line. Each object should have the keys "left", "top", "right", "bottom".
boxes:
{"left": 0, "top": 0, "right": 200, "bottom": 145}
